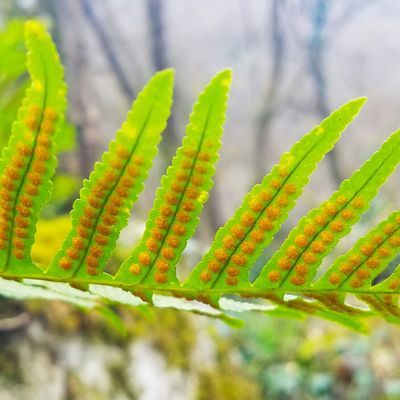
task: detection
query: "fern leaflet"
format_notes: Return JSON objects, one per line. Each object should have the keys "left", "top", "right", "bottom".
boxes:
{"left": 1, "top": 21, "right": 400, "bottom": 333}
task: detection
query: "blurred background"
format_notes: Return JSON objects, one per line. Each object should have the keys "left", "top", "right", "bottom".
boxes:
{"left": 1, "top": 0, "right": 400, "bottom": 399}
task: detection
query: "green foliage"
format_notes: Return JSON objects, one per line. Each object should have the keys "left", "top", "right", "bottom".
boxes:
{"left": 0, "top": 20, "right": 66, "bottom": 273}
{"left": 116, "top": 69, "right": 231, "bottom": 291}
{"left": 185, "top": 98, "right": 365, "bottom": 299}
{"left": 254, "top": 128, "right": 400, "bottom": 289}
{"left": 0, "top": 20, "right": 76, "bottom": 153}
{"left": 1, "top": 21, "right": 400, "bottom": 333}
{"left": 48, "top": 68, "right": 174, "bottom": 281}
{"left": 0, "top": 20, "right": 28, "bottom": 149}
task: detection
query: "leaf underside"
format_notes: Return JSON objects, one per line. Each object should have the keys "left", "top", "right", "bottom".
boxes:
{"left": 1, "top": 21, "right": 400, "bottom": 334}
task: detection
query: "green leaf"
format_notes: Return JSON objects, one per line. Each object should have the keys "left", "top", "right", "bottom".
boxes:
{"left": 0, "top": 20, "right": 66, "bottom": 273}
{"left": 184, "top": 98, "right": 366, "bottom": 300}
{"left": 316, "top": 210, "right": 400, "bottom": 290}
{"left": 48, "top": 69, "right": 174, "bottom": 280}
{"left": 254, "top": 128, "right": 400, "bottom": 291}
{"left": 4, "top": 21, "right": 400, "bottom": 331}
{"left": 115, "top": 69, "right": 232, "bottom": 289}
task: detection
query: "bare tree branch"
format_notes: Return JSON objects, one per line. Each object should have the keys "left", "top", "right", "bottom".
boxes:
{"left": 52, "top": 0, "right": 93, "bottom": 178}
{"left": 81, "top": 0, "right": 136, "bottom": 100}
{"left": 147, "top": 0, "right": 168, "bottom": 72}
{"left": 145, "top": 0, "right": 181, "bottom": 159}
{"left": 308, "top": 0, "right": 343, "bottom": 185}
{"left": 254, "top": 0, "right": 286, "bottom": 181}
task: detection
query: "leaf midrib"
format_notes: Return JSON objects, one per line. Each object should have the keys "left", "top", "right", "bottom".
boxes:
{"left": 277, "top": 140, "right": 400, "bottom": 288}
{"left": 5, "top": 44, "right": 49, "bottom": 269}
{"left": 139, "top": 106, "right": 212, "bottom": 284}
{"left": 72, "top": 102, "right": 157, "bottom": 277}
{"left": 2, "top": 268, "right": 400, "bottom": 298}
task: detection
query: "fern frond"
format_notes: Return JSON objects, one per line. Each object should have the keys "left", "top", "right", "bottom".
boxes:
{"left": 316, "top": 210, "right": 400, "bottom": 290}
{"left": 0, "top": 21, "right": 66, "bottom": 273}
{"left": 253, "top": 128, "right": 400, "bottom": 291}
{"left": 48, "top": 69, "right": 174, "bottom": 280}
{"left": 307, "top": 209, "right": 400, "bottom": 324}
{"left": 184, "top": 98, "right": 365, "bottom": 302}
{"left": 115, "top": 70, "right": 232, "bottom": 291}
{"left": 3, "top": 21, "right": 400, "bottom": 332}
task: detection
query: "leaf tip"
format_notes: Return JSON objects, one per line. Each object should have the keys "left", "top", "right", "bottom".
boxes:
{"left": 214, "top": 68, "right": 233, "bottom": 88}
{"left": 24, "top": 20, "right": 45, "bottom": 37}
{"left": 153, "top": 68, "right": 175, "bottom": 86}
{"left": 350, "top": 96, "right": 367, "bottom": 109}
